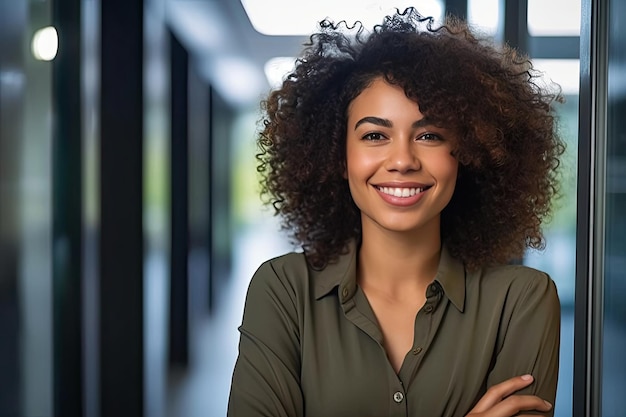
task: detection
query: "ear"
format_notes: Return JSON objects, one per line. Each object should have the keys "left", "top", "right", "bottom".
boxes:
{"left": 342, "top": 161, "right": 348, "bottom": 179}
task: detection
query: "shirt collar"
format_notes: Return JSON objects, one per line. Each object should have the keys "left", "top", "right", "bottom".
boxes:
{"left": 435, "top": 244, "right": 466, "bottom": 312}
{"left": 313, "top": 240, "right": 358, "bottom": 301}
{"left": 312, "top": 240, "right": 466, "bottom": 312}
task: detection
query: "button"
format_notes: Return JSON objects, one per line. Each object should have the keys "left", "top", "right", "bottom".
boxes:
{"left": 393, "top": 391, "right": 404, "bottom": 403}
{"left": 426, "top": 282, "right": 440, "bottom": 297}
{"left": 424, "top": 304, "right": 434, "bottom": 313}
{"left": 341, "top": 288, "right": 349, "bottom": 299}
{"left": 412, "top": 347, "right": 422, "bottom": 355}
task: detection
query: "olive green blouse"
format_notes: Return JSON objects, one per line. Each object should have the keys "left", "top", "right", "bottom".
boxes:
{"left": 227, "top": 241, "right": 560, "bottom": 417}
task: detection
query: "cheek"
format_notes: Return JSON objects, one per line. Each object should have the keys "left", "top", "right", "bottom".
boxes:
{"left": 346, "top": 143, "right": 381, "bottom": 168}
{"left": 344, "top": 151, "right": 375, "bottom": 201}
{"left": 345, "top": 154, "right": 378, "bottom": 187}
{"left": 433, "top": 154, "right": 459, "bottom": 188}
{"left": 440, "top": 149, "right": 459, "bottom": 173}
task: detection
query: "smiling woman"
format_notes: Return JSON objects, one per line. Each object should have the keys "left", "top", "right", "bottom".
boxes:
{"left": 228, "top": 7, "right": 564, "bottom": 417}
{"left": 345, "top": 78, "right": 459, "bottom": 240}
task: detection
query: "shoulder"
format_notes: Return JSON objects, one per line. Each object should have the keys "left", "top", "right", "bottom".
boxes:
{"left": 471, "top": 264, "right": 560, "bottom": 308}
{"left": 246, "top": 251, "right": 311, "bottom": 304}
{"left": 480, "top": 263, "right": 554, "bottom": 288}
{"left": 253, "top": 251, "right": 309, "bottom": 283}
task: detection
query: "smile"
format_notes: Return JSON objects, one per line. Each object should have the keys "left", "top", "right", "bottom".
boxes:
{"left": 375, "top": 186, "right": 428, "bottom": 197}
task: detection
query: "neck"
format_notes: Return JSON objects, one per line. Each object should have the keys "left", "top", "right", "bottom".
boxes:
{"left": 357, "top": 222, "right": 442, "bottom": 296}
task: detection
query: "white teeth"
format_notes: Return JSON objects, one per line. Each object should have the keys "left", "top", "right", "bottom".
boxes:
{"left": 379, "top": 187, "right": 424, "bottom": 197}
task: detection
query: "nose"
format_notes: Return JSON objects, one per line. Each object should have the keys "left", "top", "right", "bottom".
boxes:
{"left": 385, "top": 140, "right": 421, "bottom": 173}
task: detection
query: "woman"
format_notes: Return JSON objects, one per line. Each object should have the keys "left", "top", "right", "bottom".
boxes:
{"left": 228, "top": 8, "right": 563, "bottom": 417}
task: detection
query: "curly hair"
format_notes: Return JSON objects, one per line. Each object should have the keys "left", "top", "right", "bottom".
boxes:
{"left": 256, "top": 7, "right": 565, "bottom": 270}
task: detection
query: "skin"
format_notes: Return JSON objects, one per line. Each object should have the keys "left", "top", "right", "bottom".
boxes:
{"left": 345, "top": 78, "right": 459, "bottom": 240}
{"left": 345, "top": 78, "right": 458, "bottom": 372}
{"left": 344, "top": 78, "right": 552, "bottom": 416}
{"left": 467, "top": 375, "right": 553, "bottom": 417}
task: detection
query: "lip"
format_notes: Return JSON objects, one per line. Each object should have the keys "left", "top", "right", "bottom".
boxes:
{"left": 373, "top": 182, "right": 431, "bottom": 207}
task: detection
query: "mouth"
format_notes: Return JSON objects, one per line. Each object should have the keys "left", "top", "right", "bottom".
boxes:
{"left": 374, "top": 185, "right": 431, "bottom": 198}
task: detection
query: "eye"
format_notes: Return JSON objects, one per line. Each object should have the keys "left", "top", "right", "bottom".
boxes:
{"left": 362, "top": 132, "right": 387, "bottom": 141}
{"left": 417, "top": 132, "right": 442, "bottom": 142}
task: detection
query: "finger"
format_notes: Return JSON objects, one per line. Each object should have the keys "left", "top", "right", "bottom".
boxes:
{"left": 487, "top": 394, "right": 552, "bottom": 416}
{"left": 469, "top": 375, "right": 535, "bottom": 413}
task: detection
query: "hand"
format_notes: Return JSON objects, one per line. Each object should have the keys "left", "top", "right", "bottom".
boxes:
{"left": 466, "top": 375, "right": 553, "bottom": 417}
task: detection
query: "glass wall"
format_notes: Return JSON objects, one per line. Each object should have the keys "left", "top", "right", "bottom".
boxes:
{"left": 469, "top": 0, "right": 579, "bottom": 415}
{"left": 0, "top": 2, "right": 54, "bottom": 416}
{"left": 601, "top": 0, "right": 626, "bottom": 414}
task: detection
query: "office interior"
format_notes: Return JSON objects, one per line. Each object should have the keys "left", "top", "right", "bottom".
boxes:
{"left": 0, "top": 0, "right": 624, "bottom": 416}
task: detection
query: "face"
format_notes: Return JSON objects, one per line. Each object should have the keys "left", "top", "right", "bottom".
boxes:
{"left": 345, "top": 77, "right": 459, "bottom": 238}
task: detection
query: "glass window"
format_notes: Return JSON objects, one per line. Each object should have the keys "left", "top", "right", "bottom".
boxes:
{"left": 601, "top": 0, "right": 626, "bottom": 413}
{"left": 527, "top": 0, "right": 581, "bottom": 36}
{"left": 523, "top": 59, "right": 579, "bottom": 417}
{"left": 0, "top": 2, "right": 53, "bottom": 416}
{"left": 524, "top": 2, "right": 582, "bottom": 414}
{"left": 468, "top": 0, "right": 500, "bottom": 37}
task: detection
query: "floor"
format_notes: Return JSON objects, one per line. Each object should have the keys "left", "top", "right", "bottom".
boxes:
{"left": 166, "top": 221, "right": 292, "bottom": 417}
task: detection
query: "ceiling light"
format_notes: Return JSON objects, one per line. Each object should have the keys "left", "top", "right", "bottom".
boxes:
{"left": 240, "top": 0, "right": 444, "bottom": 36}
{"left": 528, "top": 0, "right": 581, "bottom": 36}
{"left": 203, "top": 56, "right": 267, "bottom": 107}
{"left": 264, "top": 57, "right": 296, "bottom": 89}
{"left": 32, "top": 26, "right": 58, "bottom": 61}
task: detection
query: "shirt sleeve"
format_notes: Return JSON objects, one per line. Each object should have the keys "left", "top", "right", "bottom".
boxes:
{"left": 227, "top": 259, "right": 304, "bottom": 417}
{"left": 486, "top": 270, "right": 561, "bottom": 416}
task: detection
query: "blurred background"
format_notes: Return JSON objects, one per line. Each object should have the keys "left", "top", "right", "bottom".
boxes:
{"left": 0, "top": 0, "right": 624, "bottom": 416}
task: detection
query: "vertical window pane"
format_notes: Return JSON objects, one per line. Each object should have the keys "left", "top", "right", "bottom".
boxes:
{"left": 0, "top": 2, "right": 54, "bottom": 416}
{"left": 602, "top": 0, "right": 626, "bottom": 413}
{"left": 523, "top": 59, "right": 579, "bottom": 417}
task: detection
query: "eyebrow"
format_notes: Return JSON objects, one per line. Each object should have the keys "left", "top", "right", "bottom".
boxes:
{"left": 354, "top": 116, "right": 435, "bottom": 130}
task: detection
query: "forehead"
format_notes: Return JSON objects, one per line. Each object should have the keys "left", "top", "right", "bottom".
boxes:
{"left": 347, "top": 78, "right": 424, "bottom": 123}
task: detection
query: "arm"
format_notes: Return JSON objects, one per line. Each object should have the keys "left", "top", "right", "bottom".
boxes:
{"left": 467, "top": 375, "right": 553, "bottom": 417}
{"left": 227, "top": 260, "right": 304, "bottom": 417}
{"left": 485, "top": 271, "right": 561, "bottom": 416}
{"left": 466, "top": 271, "right": 560, "bottom": 417}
